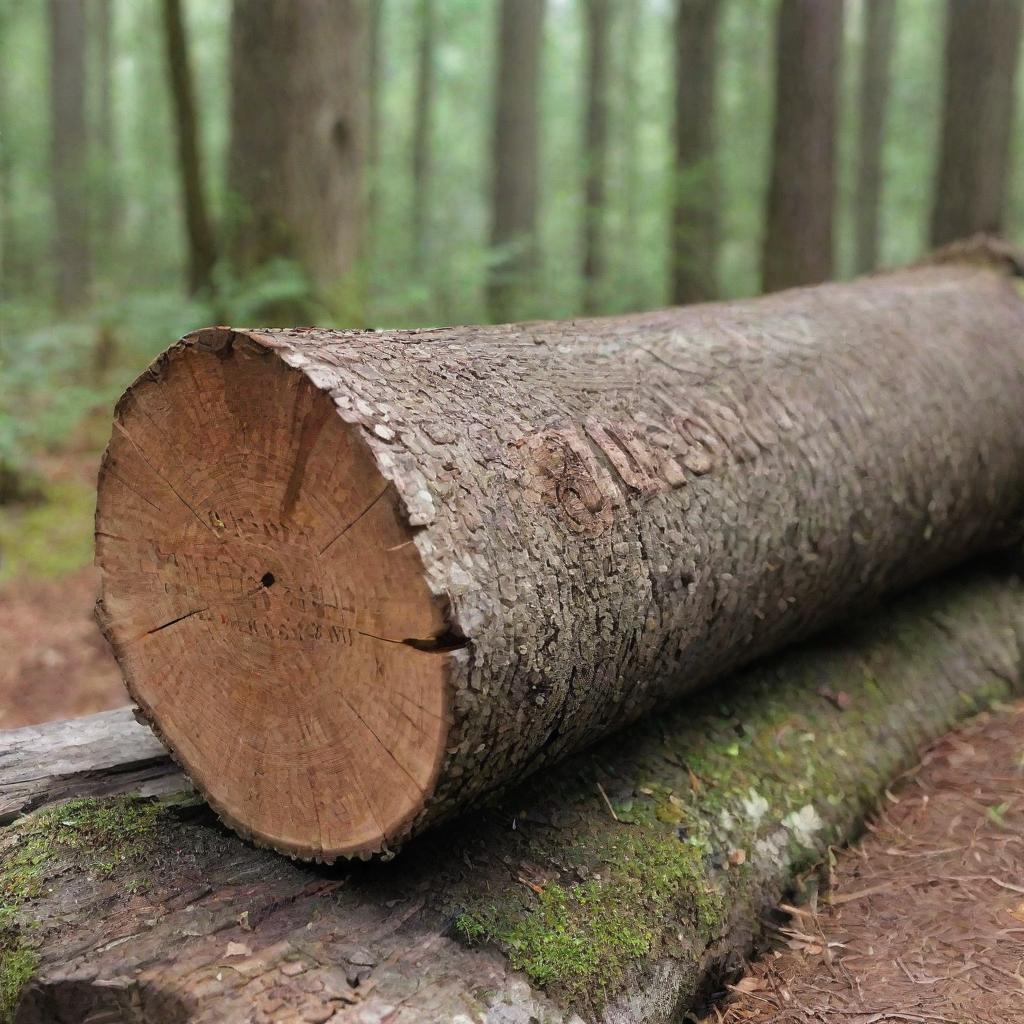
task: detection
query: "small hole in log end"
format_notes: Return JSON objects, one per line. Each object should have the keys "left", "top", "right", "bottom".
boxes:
{"left": 261, "top": 572, "right": 276, "bottom": 588}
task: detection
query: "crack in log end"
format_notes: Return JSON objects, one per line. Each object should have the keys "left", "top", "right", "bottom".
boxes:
{"left": 403, "top": 630, "right": 468, "bottom": 653}
{"left": 95, "top": 335, "right": 453, "bottom": 861}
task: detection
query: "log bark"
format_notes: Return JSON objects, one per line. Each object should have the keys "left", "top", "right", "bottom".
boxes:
{"left": 5, "top": 568, "right": 1024, "bottom": 1023}
{"left": 761, "top": 0, "right": 844, "bottom": 292}
{"left": 94, "top": 244, "right": 1024, "bottom": 862}
{"left": 930, "top": 0, "right": 1024, "bottom": 246}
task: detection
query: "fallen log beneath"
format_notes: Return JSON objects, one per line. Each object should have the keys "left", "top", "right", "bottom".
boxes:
{"left": 94, "top": 246, "right": 1024, "bottom": 860}
{"left": 3, "top": 568, "right": 1023, "bottom": 1023}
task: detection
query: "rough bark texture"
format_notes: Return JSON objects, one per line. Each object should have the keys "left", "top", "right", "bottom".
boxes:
{"left": 930, "top": 0, "right": 1024, "bottom": 247}
{"left": 671, "top": 0, "right": 720, "bottom": 305}
{"left": 854, "top": 0, "right": 896, "bottom": 274}
{"left": 93, "top": 245, "right": 1024, "bottom": 863}
{"left": 411, "top": 0, "right": 435, "bottom": 272}
{"left": 5, "top": 568, "right": 1024, "bottom": 1023}
{"left": 162, "top": 0, "right": 217, "bottom": 296}
{"left": 761, "top": 0, "right": 844, "bottom": 292}
{"left": 487, "top": 0, "right": 545, "bottom": 323}
{"left": 582, "top": 0, "right": 610, "bottom": 314}
{"left": 227, "top": 0, "right": 366, "bottom": 295}
{"left": 48, "top": 0, "right": 91, "bottom": 312}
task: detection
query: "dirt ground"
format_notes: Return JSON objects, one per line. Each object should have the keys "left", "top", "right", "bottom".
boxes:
{"left": 0, "top": 564, "right": 126, "bottom": 728}
{"left": 709, "top": 700, "right": 1024, "bottom": 1024}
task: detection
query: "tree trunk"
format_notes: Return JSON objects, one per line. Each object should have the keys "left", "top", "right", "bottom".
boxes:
{"left": 6, "top": 568, "right": 1024, "bottom": 1023}
{"left": 761, "top": 0, "right": 844, "bottom": 292}
{"left": 93, "top": 244, "right": 1024, "bottom": 863}
{"left": 671, "top": 0, "right": 720, "bottom": 305}
{"left": 95, "top": 0, "right": 117, "bottom": 256}
{"left": 487, "top": 0, "right": 545, "bottom": 323}
{"left": 930, "top": 0, "right": 1024, "bottom": 246}
{"left": 48, "top": 0, "right": 91, "bottom": 312}
{"left": 227, "top": 0, "right": 366, "bottom": 301}
{"left": 619, "top": 0, "right": 641, "bottom": 307}
{"left": 854, "top": 0, "right": 896, "bottom": 273}
{"left": 0, "top": 3, "right": 15, "bottom": 293}
{"left": 368, "top": 0, "right": 385, "bottom": 234}
{"left": 411, "top": 0, "right": 435, "bottom": 272}
{"left": 582, "top": 0, "right": 610, "bottom": 314}
{"left": 162, "top": 0, "right": 217, "bottom": 296}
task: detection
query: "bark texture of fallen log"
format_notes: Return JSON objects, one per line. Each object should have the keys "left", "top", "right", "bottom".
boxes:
{"left": 3, "top": 567, "right": 1023, "bottom": 1023}
{"left": 94, "top": 248, "right": 1024, "bottom": 859}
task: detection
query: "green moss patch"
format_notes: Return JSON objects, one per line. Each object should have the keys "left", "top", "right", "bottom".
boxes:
{"left": 0, "top": 937, "right": 37, "bottom": 1024}
{"left": 0, "top": 797, "right": 165, "bottom": 1020}
{"left": 0, "top": 933, "right": 38, "bottom": 1024}
{"left": 1, "top": 796, "right": 161, "bottom": 912}
{"left": 457, "top": 832, "right": 724, "bottom": 1007}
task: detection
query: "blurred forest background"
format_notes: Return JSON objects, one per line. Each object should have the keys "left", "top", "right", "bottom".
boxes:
{"left": 1, "top": 0, "right": 1023, "bottom": 725}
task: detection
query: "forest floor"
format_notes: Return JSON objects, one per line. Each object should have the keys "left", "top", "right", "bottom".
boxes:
{"left": 0, "top": 448, "right": 126, "bottom": 728}
{"left": 0, "top": 563, "right": 125, "bottom": 728}
{"left": 707, "top": 700, "right": 1024, "bottom": 1024}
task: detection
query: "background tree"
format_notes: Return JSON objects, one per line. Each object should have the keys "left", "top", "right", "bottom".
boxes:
{"left": 854, "top": 0, "right": 896, "bottom": 273}
{"left": 94, "top": 0, "right": 117, "bottom": 260}
{"left": 48, "top": 0, "right": 91, "bottom": 311}
{"left": 930, "top": 0, "right": 1024, "bottom": 245}
{"left": 162, "top": 0, "right": 217, "bottom": 296}
{"left": 761, "top": 0, "right": 844, "bottom": 292}
{"left": 488, "top": 0, "right": 545, "bottom": 323}
{"left": 227, "top": 0, "right": 366, "bottom": 309}
{"left": 411, "top": 0, "right": 436, "bottom": 272}
{"left": 368, "top": 0, "right": 383, "bottom": 228}
{"left": 581, "top": 0, "right": 610, "bottom": 314}
{"left": 618, "top": 0, "right": 642, "bottom": 308}
{"left": 671, "top": 0, "right": 721, "bottom": 305}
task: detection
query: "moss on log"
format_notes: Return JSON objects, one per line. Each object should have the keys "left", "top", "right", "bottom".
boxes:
{"left": 2, "top": 566, "right": 1022, "bottom": 1022}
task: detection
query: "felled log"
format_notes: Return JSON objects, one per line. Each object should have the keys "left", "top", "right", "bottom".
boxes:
{"left": 3, "top": 568, "right": 1023, "bottom": 1023}
{"left": 94, "top": 244, "right": 1024, "bottom": 860}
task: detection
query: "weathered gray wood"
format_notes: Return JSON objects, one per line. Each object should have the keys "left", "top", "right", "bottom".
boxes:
{"left": 4, "top": 567, "right": 1022, "bottom": 1023}
{"left": 0, "top": 707, "right": 185, "bottom": 826}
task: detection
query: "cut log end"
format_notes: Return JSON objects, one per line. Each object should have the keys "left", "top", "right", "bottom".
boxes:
{"left": 94, "top": 328, "right": 454, "bottom": 860}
